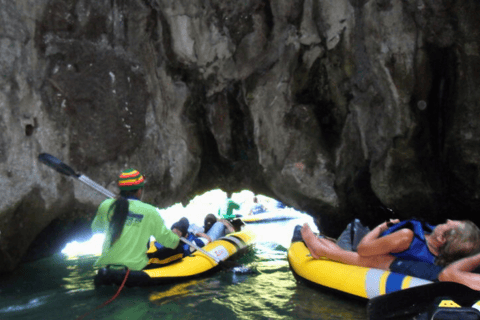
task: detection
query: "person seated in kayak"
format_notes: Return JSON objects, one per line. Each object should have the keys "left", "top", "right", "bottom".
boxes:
{"left": 153, "top": 217, "right": 209, "bottom": 257}
{"left": 300, "top": 219, "right": 480, "bottom": 281}
{"left": 91, "top": 169, "right": 183, "bottom": 271}
{"left": 218, "top": 192, "right": 241, "bottom": 220}
{"left": 152, "top": 214, "right": 236, "bottom": 259}
{"left": 189, "top": 214, "right": 236, "bottom": 245}
{"left": 439, "top": 252, "right": 480, "bottom": 290}
{"left": 249, "top": 196, "right": 266, "bottom": 215}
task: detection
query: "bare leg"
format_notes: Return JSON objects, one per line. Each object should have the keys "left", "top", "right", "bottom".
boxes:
{"left": 301, "top": 223, "right": 395, "bottom": 270}
{"left": 219, "top": 219, "right": 236, "bottom": 234}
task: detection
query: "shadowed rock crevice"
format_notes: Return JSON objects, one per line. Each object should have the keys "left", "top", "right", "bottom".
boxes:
{"left": 421, "top": 45, "right": 458, "bottom": 220}
{"left": 292, "top": 56, "right": 347, "bottom": 153}
{"left": 0, "top": 188, "right": 48, "bottom": 271}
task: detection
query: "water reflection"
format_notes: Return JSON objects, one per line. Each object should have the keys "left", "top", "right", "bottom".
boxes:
{"left": 217, "top": 261, "right": 296, "bottom": 320}
{"left": 289, "top": 284, "right": 367, "bottom": 320}
{"left": 62, "top": 263, "right": 97, "bottom": 292}
{"left": 149, "top": 279, "right": 204, "bottom": 304}
{"left": 0, "top": 296, "right": 49, "bottom": 313}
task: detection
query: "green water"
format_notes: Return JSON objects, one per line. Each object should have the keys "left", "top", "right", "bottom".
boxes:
{"left": 0, "top": 219, "right": 367, "bottom": 320}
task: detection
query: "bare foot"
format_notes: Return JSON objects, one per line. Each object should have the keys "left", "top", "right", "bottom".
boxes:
{"left": 301, "top": 223, "right": 325, "bottom": 259}
{"left": 301, "top": 223, "right": 315, "bottom": 242}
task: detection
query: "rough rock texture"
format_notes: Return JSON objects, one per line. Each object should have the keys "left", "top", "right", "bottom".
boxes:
{"left": 1, "top": 0, "right": 480, "bottom": 272}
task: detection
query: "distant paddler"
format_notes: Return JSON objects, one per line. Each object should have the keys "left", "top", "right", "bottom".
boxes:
{"left": 218, "top": 191, "right": 240, "bottom": 220}
{"left": 248, "top": 196, "right": 266, "bottom": 215}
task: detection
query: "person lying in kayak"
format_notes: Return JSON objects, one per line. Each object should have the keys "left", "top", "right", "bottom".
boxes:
{"left": 300, "top": 219, "right": 480, "bottom": 281}
{"left": 439, "top": 252, "right": 480, "bottom": 290}
{"left": 188, "top": 214, "right": 236, "bottom": 246}
{"left": 150, "top": 214, "right": 236, "bottom": 261}
{"left": 92, "top": 169, "right": 183, "bottom": 271}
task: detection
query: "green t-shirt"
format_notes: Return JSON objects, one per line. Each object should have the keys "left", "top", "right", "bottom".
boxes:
{"left": 218, "top": 199, "right": 240, "bottom": 220}
{"left": 91, "top": 198, "right": 179, "bottom": 270}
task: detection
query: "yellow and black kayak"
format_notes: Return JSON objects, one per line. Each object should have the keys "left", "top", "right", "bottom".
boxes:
{"left": 94, "top": 229, "right": 255, "bottom": 287}
{"left": 288, "top": 240, "right": 432, "bottom": 300}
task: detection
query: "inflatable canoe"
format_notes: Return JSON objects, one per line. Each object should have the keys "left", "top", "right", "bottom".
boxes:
{"left": 94, "top": 229, "right": 255, "bottom": 287}
{"left": 242, "top": 208, "right": 304, "bottom": 224}
{"left": 288, "top": 240, "right": 432, "bottom": 300}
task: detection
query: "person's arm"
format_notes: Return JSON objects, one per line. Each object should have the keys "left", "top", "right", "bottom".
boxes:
{"left": 152, "top": 209, "right": 180, "bottom": 249}
{"left": 300, "top": 223, "right": 395, "bottom": 269}
{"left": 230, "top": 200, "right": 240, "bottom": 211}
{"left": 438, "top": 253, "right": 480, "bottom": 290}
{"left": 219, "top": 219, "right": 236, "bottom": 233}
{"left": 356, "top": 220, "right": 413, "bottom": 257}
{"left": 195, "top": 232, "right": 212, "bottom": 243}
{"left": 171, "top": 228, "right": 182, "bottom": 237}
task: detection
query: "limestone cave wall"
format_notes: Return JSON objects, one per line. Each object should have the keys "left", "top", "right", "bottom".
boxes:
{"left": 1, "top": 0, "right": 480, "bottom": 272}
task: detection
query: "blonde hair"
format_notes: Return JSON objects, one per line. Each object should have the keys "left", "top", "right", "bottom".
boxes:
{"left": 436, "top": 220, "right": 480, "bottom": 266}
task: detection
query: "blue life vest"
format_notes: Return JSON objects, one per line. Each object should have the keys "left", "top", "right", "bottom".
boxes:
{"left": 380, "top": 219, "right": 436, "bottom": 264}
{"left": 182, "top": 233, "right": 205, "bottom": 256}
{"left": 154, "top": 232, "right": 205, "bottom": 257}
{"left": 251, "top": 204, "right": 266, "bottom": 215}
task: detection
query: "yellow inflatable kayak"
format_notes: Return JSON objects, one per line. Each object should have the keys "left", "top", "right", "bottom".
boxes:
{"left": 288, "top": 240, "right": 432, "bottom": 299}
{"left": 94, "top": 229, "right": 255, "bottom": 287}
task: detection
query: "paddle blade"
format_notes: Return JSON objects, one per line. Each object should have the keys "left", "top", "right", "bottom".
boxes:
{"left": 38, "top": 153, "right": 78, "bottom": 177}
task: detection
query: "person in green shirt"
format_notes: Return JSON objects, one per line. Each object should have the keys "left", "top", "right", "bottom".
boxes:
{"left": 218, "top": 192, "right": 240, "bottom": 220}
{"left": 91, "top": 168, "right": 182, "bottom": 270}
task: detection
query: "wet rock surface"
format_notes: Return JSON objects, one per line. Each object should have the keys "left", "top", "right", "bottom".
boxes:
{"left": 1, "top": 0, "right": 480, "bottom": 272}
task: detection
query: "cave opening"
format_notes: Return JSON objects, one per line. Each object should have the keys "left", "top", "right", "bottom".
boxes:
{"left": 60, "top": 189, "right": 299, "bottom": 258}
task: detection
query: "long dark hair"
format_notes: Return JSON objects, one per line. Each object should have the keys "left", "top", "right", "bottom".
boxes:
{"left": 109, "top": 190, "right": 138, "bottom": 247}
{"left": 204, "top": 214, "right": 217, "bottom": 233}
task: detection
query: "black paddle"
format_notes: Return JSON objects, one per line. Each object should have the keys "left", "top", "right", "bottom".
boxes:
{"left": 38, "top": 153, "right": 245, "bottom": 269}
{"left": 367, "top": 281, "right": 480, "bottom": 319}
{"left": 38, "top": 153, "right": 116, "bottom": 198}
